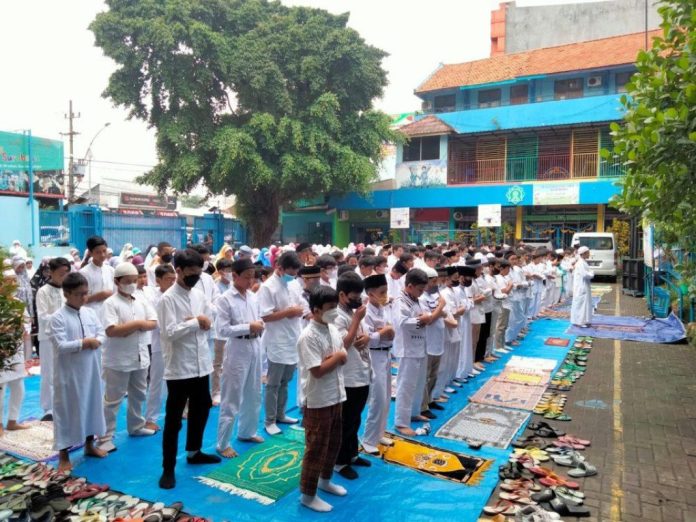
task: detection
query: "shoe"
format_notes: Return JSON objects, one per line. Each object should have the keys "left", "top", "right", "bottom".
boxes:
{"left": 159, "top": 471, "right": 175, "bottom": 489}
{"left": 379, "top": 437, "right": 394, "bottom": 446}
{"left": 336, "top": 465, "right": 358, "bottom": 480}
{"left": 278, "top": 416, "right": 298, "bottom": 424}
{"left": 429, "top": 402, "right": 445, "bottom": 411}
{"left": 265, "top": 423, "right": 282, "bottom": 435}
{"left": 131, "top": 427, "right": 156, "bottom": 437}
{"left": 420, "top": 410, "right": 437, "bottom": 420}
{"left": 187, "top": 451, "right": 222, "bottom": 465}
{"left": 352, "top": 456, "right": 371, "bottom": 467}
{"left": 361, "top": 443, "right": 380, "bottom": 455}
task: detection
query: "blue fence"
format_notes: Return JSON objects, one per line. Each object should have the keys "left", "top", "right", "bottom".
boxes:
{"left": 192, "top": 213, "right": 247, "bottom": 253}
{"left": 39, "top": 210, "right": 70, "bottom": 245}
{"left": 102, "top": 212, "right": 187, "bottom": 254}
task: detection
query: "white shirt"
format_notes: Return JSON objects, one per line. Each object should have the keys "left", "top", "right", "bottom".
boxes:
{"left": 215, "top": 285, "right": 263, "bottom": 341}
{"left": 334, "top": 306, "right": 371, "bottom": 387}
{"left": 393, "top": 291, "right": 426, "bottom": 358}
{"left": 143, "top": 286, "right": 165, "bottom": 353}
{"left": 387, "top": 274, "right": 404, "bottom": 302}
{"left": 494, "top": 274, "right": 512, "bottom": 310}
{"left": 364, "top": 301, "right": 394, "bottom": 350}
{"left": 102, "top": 292, "right": 157, "bottom": 371}
{"left": 80, "top": 260, "right": 115, "bottom": 316}
{"left": 440, "top": 286, "right": 461, "bottom": 344}
{"left": 35, "top": 283, "right": 64, "bottom": 341}
{"left": 421, "top": 290, "right": 445, "bottom": 356}
{"left": 468, "top": 279, "right": 485, "bottom": 324}
{"left": 258, "top": 273, "right": 303, "bottom": 365}
{"left": 158, "top": 283, "right": 214, "bottom": 380}
{"left": 297, "top": 320, "right": 346, "bottom": 409}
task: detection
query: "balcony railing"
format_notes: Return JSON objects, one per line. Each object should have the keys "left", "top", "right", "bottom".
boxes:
{"left": 447, "top": 153, "right": 625, "bottom": 185}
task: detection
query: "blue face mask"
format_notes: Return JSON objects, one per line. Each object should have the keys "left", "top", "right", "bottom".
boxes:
{"left": 281, "top": 273, "right": 295, "bottom": 284}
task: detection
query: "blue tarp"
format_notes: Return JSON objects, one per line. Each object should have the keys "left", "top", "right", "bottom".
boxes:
{"left": 15, "top": 319, "right": 575, "bottom": 522}
{"left": 566, "top": 313, "right": 686, "bottom": 343}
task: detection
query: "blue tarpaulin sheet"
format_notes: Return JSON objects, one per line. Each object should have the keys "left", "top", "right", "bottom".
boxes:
{"left": 566, "top": 313, "right": 686, "bottom": 343}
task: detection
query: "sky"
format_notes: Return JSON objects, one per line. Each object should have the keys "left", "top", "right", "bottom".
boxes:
{"left": 1, "top": 0, "right": 607, "bottom": 195}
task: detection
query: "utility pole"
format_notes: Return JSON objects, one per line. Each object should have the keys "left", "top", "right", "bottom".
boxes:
{"left": 60, "top": 100, "right": 80, "bottom": 202}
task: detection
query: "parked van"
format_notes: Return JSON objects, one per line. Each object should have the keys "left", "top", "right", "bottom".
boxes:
{"left": 571, "top": 232, "right": 617, "bottom": 280}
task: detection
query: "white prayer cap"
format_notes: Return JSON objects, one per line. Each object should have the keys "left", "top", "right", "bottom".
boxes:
{"left": 424, "top": 267, "right": 438, "bottom": 278}
{"left": 114, "top": 262, "right": 139, "bottom": 278}
{"left": 474, "top": 252, "right": 484, "bottom": 260}
{"left": 555, "top": 249, "right": 564, "bottom": 255}
{"left": 12, "top": 240, "right": 20, "bottom": 246}
{"left": 486, "top": 253, "right": 496, "bottom": 260}
{"left": 578, "top": 246, "right": 590, "bottom": 255}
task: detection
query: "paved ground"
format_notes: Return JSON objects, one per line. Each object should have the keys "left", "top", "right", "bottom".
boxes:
{"left": 551, "top": 284, "right": 696, "bottom": 521}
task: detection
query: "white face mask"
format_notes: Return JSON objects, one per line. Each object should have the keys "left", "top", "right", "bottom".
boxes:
{"left": 328, "top": 268, "right": 338, "bottom": 279}
{"left": 120, "top": 283, "right": 137, "bottom": 295}
{"left": 322, "top": 308, "right": 339, "bottom": 324}
{"left": 202, "top": 261, "right": 210, "bottom": 271}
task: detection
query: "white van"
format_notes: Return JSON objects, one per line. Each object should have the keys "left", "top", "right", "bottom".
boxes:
{"left": 571, "top": 232, "right": 617, "bottom": 280}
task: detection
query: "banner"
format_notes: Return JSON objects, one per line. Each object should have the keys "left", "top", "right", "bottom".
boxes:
{"left": 395, "top": 159, "right": 447, "bottom": 189}
{"left": 0, "top": 131, "right": 64, "bottom": 198}
{"left": 532, "top": 182, "right": 580, "bottom": 205}
{"left": 477, "top": 204, "right": 501, "bottom": 227}
{"left": 119, "top": 192, "right": 177, "bottom": 210}
{"left": 390, "top": 208, "right": 410, "bottom": 229}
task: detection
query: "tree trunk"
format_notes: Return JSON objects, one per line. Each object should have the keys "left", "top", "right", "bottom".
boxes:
{"left": 241, "top": 190, "right": 281, "bottom": 246}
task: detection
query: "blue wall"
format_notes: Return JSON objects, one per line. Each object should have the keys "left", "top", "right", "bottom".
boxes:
{"left": 329, "top": 178, "right": 621, "bottom": 210}
{"left": 0, "top": 195, "right": 40, "bottom": 250}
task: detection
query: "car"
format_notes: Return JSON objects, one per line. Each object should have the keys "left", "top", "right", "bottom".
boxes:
{"left": 571, "top": 232, "right": 617, "bottom": 281}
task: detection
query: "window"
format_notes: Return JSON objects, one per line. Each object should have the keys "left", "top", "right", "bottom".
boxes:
{"left": 615, "top": 71, "right": 633, "bottom": 93}
{"left": 510, "top": 84, "right": 529, "bottom": 105}
{"left": 577, "top": 236, "right": 614, "bottom": 250}
{"left": 433, "top": 94, "right": 456, "bottom": 113}
{"left": 402, "top": 136, "right": 440, "bottom": 162}
{"left": 478, "top": 88, "right": 501, "bottom": 108}
{"left": 554, "top": 78, "right": 583, "bottom": 100}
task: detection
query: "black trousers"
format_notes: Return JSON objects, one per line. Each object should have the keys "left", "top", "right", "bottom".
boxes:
{"left": 162, "top": 375, "right": 212, "bottom": 473}
{"left": 336, "top": 385, "right": 370, "bottom": 466}
{"left": 475, "top": 312, "right": 492, "bottom": 362}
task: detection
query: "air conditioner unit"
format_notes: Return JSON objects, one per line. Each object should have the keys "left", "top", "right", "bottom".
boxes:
{"left": 453, "top": 211, "right": 465, "bottom": 222}
{"left": 338, "top": 210, "right": 349, "bottom": 221}
{"left": 376, "top": 210, "right": 388, "bottom": 219}
{"left": 587, "top": 75, "right": 602, "bottom": 88}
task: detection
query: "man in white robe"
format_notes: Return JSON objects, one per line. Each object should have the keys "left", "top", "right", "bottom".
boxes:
{"left": 570, "top": 246, "right": 595, "bottom": 327}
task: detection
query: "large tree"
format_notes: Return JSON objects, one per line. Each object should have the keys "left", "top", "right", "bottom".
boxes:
{"left": 91, "top": 0, "right": 400, "bottom": 244}
{"left": 611, "top": 0, "right": 696, "bottom": 287}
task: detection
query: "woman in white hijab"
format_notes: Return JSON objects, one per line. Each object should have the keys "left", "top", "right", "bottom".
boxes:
{"left": 119, "top": 243, "right": 134, "bottom": 263}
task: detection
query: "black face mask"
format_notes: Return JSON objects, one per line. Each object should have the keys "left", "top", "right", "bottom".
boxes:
{"left": 347, "top": 298, "right": 362, "bottom": 309}
{"left": 161, "top": 254, "right": 173, "bottom": 263}
{"left": 463, "top": 279, "right": 473, "bottom": 287}
{"left": 183, "top": 274, "right": 201, "bottom": 288}
{"left": 450, "top": 280, "right": 460, "bottom": 287}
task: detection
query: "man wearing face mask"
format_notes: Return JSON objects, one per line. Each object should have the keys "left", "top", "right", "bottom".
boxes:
{"left": 99, "top": 262, "right": 158, "bottom": 453}
{"left": 258, "top": 251, "right": 305, "bottom": 436}
{"left": 147, "top": 241, "right": 175, "bottom": 287}
{"left": 210, "top": 258, "right": 234, "bottom": 405}
{"left": 316, "top": 255, "right": 338, "bottom": 289}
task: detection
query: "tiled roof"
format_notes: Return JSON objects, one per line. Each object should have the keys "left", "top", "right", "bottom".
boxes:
{"left": 416, "top": 30, "right": 661, "bottom": 94}
{"left": 398, "top": 115, "right": 454, "bottom": 137}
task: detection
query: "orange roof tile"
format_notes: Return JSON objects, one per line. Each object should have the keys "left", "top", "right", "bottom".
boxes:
{"left": 416, "top": 30, "right": 661, "bottom": 94}
{"left": 398, "top": 115, "right": 454, "bottom": 137}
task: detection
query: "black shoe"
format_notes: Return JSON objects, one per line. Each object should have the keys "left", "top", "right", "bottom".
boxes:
{"left": 420, "top": 410, "right": 437, "bottom": 420}
{"left": 159, "top": 471, "right": 176, "bottom": 489}
{"left": 337, "top": 465, "right": 358, "bottom": 480}
{"left": 40, "top": 413, "right": 53, "bottom": 422}
{"left": 186, "top": 451, "right": 222, "bottom": 465}
{"left": 429, "top": 402, "right": 445, "bottom": 411}
{"left": 352, "top": 456, "right": 372, "bottom": 467}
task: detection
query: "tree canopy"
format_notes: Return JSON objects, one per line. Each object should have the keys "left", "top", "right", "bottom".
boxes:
{"left": 611, "top": 0, "right": 696, "bottom": 286}
{"left": 91, "top": 0, "right": 400, "bottom": 243}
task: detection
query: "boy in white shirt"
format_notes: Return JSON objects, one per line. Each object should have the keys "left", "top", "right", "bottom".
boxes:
{"left": 79, "top": 236, "right": 114, "bottom": 317}
{"left": 419, "top": 267, "right": 448, "bottom": 419}
{"left": 99, "top": 262, "right": 158, "bottom": 453}
{"left": 332, "top": 272, "right": 370, "bottom": 480}
{"left": 297, "top": 285, "right": 348, "bottom": 513}
{"left": 35, "top": 256, "right": 71, "bottom": 421}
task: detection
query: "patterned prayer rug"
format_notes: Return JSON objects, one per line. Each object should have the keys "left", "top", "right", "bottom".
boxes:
{"left": 375, "top": 434, "right": 492, "bottom": 485}
{"left": 0, "top": 420, "right": 80, "bottom": 461}
{"left": 435, "top": 404, "right": 530, "bottom": 449}
{"left": 544, "top": 337, "right": 570, "bottom": 347}
{"left": 495, "top": 367, "right": 552, "bottom": 387}
{"left": 198, "top": 428, "right": 305, "bottom": 505}
{"left": 469, "top": 380, "right": 548, "bottom": 412}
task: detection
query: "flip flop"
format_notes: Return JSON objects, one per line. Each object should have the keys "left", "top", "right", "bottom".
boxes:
{"left": 529, "top": 423, "right": 565, "bottom": 438}
{"left": 552, "top": 451, "right": 586, "bottom": 467}
{"left": 541, "top": 497, "right": 591, "bottom": 517}
{"left": 567, "top": 461, "right": 598, "bottom": 478}
{"left": 483, "top": 499, "right": 519, "bottom": 516}
{"left": 499, "top": 491, "right": 535, "bottom": 505}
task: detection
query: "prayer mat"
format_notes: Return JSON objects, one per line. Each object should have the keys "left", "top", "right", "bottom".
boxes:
{"left": 495, "top": 367, "right": 552, "bottom": 387}
{"left": 0, "top": 420, "right": 81, "bottom": 461}
{"left": 566, "top": 313, "right": 686, "bottom": 343}
{"left": 436, "top": 403, "right": 530, "bottom": 449}
{"left": 544, "top": 337, "right": 570, "bottom": 347}
{"left": 507, "top": 356, "right": 558, "bottom": 372}
{"left": 469, "top": 379, "right": 548, "bottom": 412}
{"left": 375, "top": 433, "right": 492, "bottom": 485}
{"left": 198, "top": 428, "right": 305, "bottom": 505}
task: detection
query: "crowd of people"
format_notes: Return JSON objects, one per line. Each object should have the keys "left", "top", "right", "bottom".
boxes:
{"left": 2, "top": 235, "right": 595, "bottom": 513}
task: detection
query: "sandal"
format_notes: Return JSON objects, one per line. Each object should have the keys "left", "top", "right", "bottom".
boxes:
{"left": 500, "top": 479, "right": 541, "bottom": 492}
{"left": 529, "top": 423, "right": 565, "bottom": 438}
{"left": 483, "top": 499, "right": 519, "bottom": 516}
{"left": 28, "top": 493, "right": 55, "bottom": 522}
{"left": 567, "top": 461, "right": 598, "bottom": 478}
{"left": 499, "top": 491, "right": 535, "bottom": 505}
{"left": 552, "top": 451, "right": 586, "bottom": 467}
{"left": 541, "top": 497, "right": 591, "bottom": 517}
{"left": 529, "top": 466, "right": 580, "bottom": 489}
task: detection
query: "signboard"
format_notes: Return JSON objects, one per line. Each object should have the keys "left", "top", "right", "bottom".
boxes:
{"left": 533, "top": 182, "right": 580, "bottom": 206}
{"left": 395, "top": 159, "right": 447, "bottom": 189}
{"left": 390, "top": 207, "right": 410, "bottom": 229}
{"left": 0, "top": 130, "right": 64, "bottom": 198}
{"left": 119, "top": 192, "right": 177, "bottom": 210}
{"left": 477, "top": 204, "right": 502, "bottom": 227}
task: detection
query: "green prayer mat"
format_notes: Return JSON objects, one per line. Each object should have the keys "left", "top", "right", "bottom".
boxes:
{"left": 198, "top": 428, "right": 305, "bottom": 504}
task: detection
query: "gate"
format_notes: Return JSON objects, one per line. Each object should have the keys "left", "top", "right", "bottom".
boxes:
{"left": 39, "top": 210, "right": 70, "bottom": 245}
{"left": 102, "top": 212, "right": 187, "bottom": 254}
{"left": 193, "top": 214, "right": 247, "bottom": 252}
